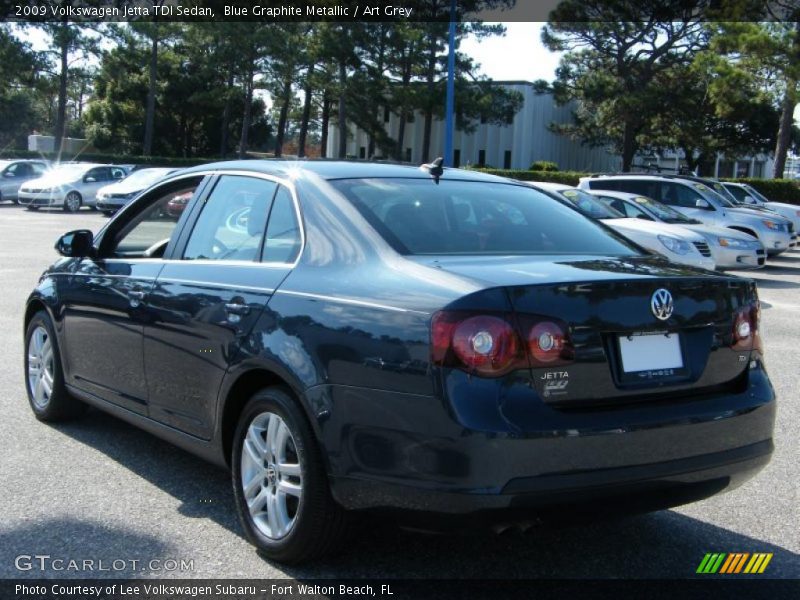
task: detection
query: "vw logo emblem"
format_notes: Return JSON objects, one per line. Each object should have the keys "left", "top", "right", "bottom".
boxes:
{"left": 651, "top": 288, "right": 674, "bottom": 321}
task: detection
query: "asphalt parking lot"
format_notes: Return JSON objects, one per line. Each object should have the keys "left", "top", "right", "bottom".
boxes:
{"left": 0, "top": 205, "right": 797, "bottom": 580}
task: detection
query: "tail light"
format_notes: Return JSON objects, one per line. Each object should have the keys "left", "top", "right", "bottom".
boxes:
{"left": 732, "top": 301, "right": 763, "bottom": 356}
{"left": 431, "top": 311, "right": 574, "bottom": 377}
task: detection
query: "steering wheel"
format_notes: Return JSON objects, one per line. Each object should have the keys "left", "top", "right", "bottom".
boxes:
{"left": 143, "top": 238, "right": 171, "bottom": 258}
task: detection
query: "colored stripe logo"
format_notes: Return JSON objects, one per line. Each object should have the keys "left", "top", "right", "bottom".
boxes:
{"left": 696, "top": 553, "right": 773, "bottom": 574}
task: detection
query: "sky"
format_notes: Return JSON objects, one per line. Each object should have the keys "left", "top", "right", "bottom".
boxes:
{"left": 461, "top": 22, "right": 561, "bottom": 82}
{"left": 17, "top": 22, "right": 560, "bottom": 84}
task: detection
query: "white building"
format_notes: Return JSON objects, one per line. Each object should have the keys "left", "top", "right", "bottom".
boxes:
{"left": 327, "top": 81, "right": 621, "bottom": 172}
{"left": 326, "top": 81, "right": 774, "bottom": 178}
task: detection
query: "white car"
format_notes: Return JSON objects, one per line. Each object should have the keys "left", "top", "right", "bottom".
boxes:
{"left": 18, "top": 163, "right": 129, "bottom": 212}
{"left": 0, "top": 159, "right": 49, "bottom": 203}
{"left": 589, "top": 189, "right": 765, "bottom": 270}
{"left": 95, "top": 167, "right": 177, "bottom": 214}
{"left": 722, "top": 182, "right": 800, "bottom": 239}
{"left": 527, "top": 182, "right": 716, "bottom": 270}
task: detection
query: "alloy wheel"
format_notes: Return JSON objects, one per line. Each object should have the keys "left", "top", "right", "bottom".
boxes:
{"left": 65, "top": 192, "right": 81, "bottom": 212}
{"left": 240, "top": 411, "right": 303, "bottom": 540}
{"left": 27, "top": 325, "right": 54, "bottom": 409}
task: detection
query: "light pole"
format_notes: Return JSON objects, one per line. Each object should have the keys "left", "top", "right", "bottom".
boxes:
{"left": 443, "top": 0, "right": 457, "bottom": 167}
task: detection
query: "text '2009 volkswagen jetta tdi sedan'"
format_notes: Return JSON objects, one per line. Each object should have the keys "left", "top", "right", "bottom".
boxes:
{"left": 24, "top": 161, "right": 775, "bottom": 563}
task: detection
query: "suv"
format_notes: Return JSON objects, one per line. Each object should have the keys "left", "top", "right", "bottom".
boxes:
{"left": 18, "top": 163, "right": 129, "bottom": 212}
{"left": 579, "top": 174, "right": 793, "bottom": 255}
{"left": 0, "top": 159, "right": 49, "bottom": 203}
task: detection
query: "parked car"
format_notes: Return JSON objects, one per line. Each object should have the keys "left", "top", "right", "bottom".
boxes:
{"left": 722, "top": 182, "right": 800, "bottom": 238}
{"left": 589, "top": 189, "right": 765, "bottom": 270}
{"left": 0, "top": 159, "right": 49, "bottom": 203}
{"left": 165, "top": 189, "right": 194, "bottom": 218}
{"left": 579, "top": 174, "right": 793, "bottom": 255}
{"left": 18, "top": 163, "right": 129, "bottom": 212}
{"left": 96, "top": 167, "right": 177, "bottom": 215}
{"left": 25, "top": 161, "right": 774, "bottom": 563}
{"left": 527, "top": 182, "right": 716, "bottom": 270}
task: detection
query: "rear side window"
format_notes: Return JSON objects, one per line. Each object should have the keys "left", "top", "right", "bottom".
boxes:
{"left": 331, "top": 178, "right": 640, "bottom": 256}
{"left": 261, "top": 186, "right": 302, "bottom": 264}
{"left": 183, "top": 175, "right": 276, "bottom": 262}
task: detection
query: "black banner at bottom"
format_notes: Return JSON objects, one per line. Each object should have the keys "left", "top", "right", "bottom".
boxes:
{"left": 2, "top": 579, "right": 799, "bottom": 600}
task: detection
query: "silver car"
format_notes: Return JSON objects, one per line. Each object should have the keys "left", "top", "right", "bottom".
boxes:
{"left": 18, "top": 163, "right": 129, "bottom": 212}
{"left": 95, "top": 167, "right": 177, "bottom": 215}
{"left": 0, "top": 159, "right": 49, "bottom": 203}
{"left": 589, "top": 190, "right": 765, "bottom": 270}
{"left": 723, "top": 182, "right": 800, "bottom": 241}
{"left": 579, "top": 175, "right": 793, "bottom": 256}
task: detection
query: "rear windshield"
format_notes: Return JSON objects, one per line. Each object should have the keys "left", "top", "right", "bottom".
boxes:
{"left": 330, "top": 178, "right": 640, "bottom": 256}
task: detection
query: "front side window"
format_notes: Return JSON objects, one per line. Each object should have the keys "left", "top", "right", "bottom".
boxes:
{"left": 110, "top": 185, "right": 198, "bottom": 258}
{"left": 183, "top": 175, "right": 276, "bottom": 262}
{"left": 85, "top": 167, "right": 108, "bottom": 182}
{"left": 331, "top": 178, "right": 640, "bottom": 256}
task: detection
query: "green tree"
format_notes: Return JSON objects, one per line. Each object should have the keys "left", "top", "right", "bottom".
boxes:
{"left": 707, "top": 20, "right": 800, "bottom": 178}
{"left": 543, "top": 0, "right": 708, "bottom": 170}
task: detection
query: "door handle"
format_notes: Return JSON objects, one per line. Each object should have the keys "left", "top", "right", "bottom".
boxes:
{"left": 128, "top": 289, "right": 146, "bottom": 308}
{"left": 224, "top": 302, "right": 250, "bottom": 315}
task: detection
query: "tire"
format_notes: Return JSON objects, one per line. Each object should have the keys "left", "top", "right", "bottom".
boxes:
{"left": 11, "top": 198, "right": 18, "bottom": 205}
{"left": 27, "top": 205, "right": 38, "bottom": 211}
{"left": 231, "top": 387, "right": 350, "bottom": 563}
{"left": 63, "top": 191, "right": 82, "bottom": 213}
{"left": 24, "top": 311, "right": 87, "bottom": 422}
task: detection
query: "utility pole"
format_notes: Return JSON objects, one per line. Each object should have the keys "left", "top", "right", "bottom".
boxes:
{"left": 443, "top": 0, "right": 457, "bottom": 167}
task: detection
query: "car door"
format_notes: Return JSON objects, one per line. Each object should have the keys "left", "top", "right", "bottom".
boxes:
{"left": 656, "top": 182, "right": 720, "bottom": 225}
{"left": 59, "top": 176, "right": 207, "bottom": 415}
{"left": 1, "top": 162, "right": 38, "bottom": 199}
{"left": 80, "top": 167, "right": 110, "bottom": 202}
{"left": 143, "top": 174, "right": 302, "bottom": 439}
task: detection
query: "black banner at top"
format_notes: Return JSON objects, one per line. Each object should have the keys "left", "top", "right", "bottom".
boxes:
{"left": 0, "top": 0, "right": 798, "bottom": 23}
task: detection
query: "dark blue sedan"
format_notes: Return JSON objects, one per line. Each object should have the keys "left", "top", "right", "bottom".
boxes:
{"left": 24, "top": 161, "right": 774, "bottom": 563}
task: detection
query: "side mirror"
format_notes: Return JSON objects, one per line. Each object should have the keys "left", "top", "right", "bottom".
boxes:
{"left": 745, "top": 196, "right": 758, "bottom": 204}
{"left": 636, "top": 214, "right": 655, "bottom": 221}
{"left": 84, "top": 176, "right": 96, "bottom": 183}
{"left": 695, "top": 198, "right": 710, "bottom": 209}
{"left": 55, "top": 229, "right": 94, "bottom": 257}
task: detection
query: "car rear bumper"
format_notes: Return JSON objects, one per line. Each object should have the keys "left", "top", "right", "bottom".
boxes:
{"left": 321, "top": 365, "right": 775, "bottom": 516}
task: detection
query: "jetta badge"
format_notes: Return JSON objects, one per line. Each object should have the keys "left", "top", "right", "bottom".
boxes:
{"left": 651, "top": 288, "right": 674, "bottom": 321}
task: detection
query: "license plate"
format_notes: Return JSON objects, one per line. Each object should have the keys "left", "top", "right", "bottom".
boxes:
{"left": 618, "top": 332, "right": 683, "bottom": 373}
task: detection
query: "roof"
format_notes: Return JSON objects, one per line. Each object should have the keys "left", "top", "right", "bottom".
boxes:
{"left": 175, "top": 159, "right": 516, "bottom": 184}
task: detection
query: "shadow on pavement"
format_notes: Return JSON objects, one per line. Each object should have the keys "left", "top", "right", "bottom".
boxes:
{"left": 36, "top": 409, "right": 800, "bottom": 579}
{"left": 0, "top": 517, "right": 176, "bottom": 579}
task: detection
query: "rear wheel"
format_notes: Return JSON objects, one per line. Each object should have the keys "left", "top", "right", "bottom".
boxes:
{"left": 231, "top": 387, "right": 350, "bottom": 563}
{"left": 27, "top": 205, "right": 38, "bottom": 211}
{"left": 25, "top": 311, "right": 86, "bottom": 421}
{"left": 64, "top": 191, "right": 82, "bottom": 212}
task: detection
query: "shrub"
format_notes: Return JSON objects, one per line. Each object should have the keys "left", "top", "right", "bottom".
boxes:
{"left": 471, "top": 168, "right": 583, "bottom": 186}
{"left": 722, "top": 177, "right": 800, "bottom": 205}
{"left": 529, "top": 161, "right": 559, "bottom": 172}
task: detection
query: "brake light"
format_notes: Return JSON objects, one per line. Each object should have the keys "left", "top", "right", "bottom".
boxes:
{"left": 431, "top": 311, "right": 574, "bottom": 377}
{"left": 732, "top": 301, "right": 762, "bottom": 354}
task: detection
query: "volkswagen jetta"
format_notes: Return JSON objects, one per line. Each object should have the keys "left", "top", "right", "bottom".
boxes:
{"left": 24, "top": 161, "right": 775, "bottom": 563}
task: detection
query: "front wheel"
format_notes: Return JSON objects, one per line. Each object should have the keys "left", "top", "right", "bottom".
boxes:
{"left": 231, "top": 387, "right": 350, "bottom": 563}
{"left": 63, "top": 191, "right": 82, "bottom": 212}
{"left": 25, "top": 311, "right": 86, "bottom": 421}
